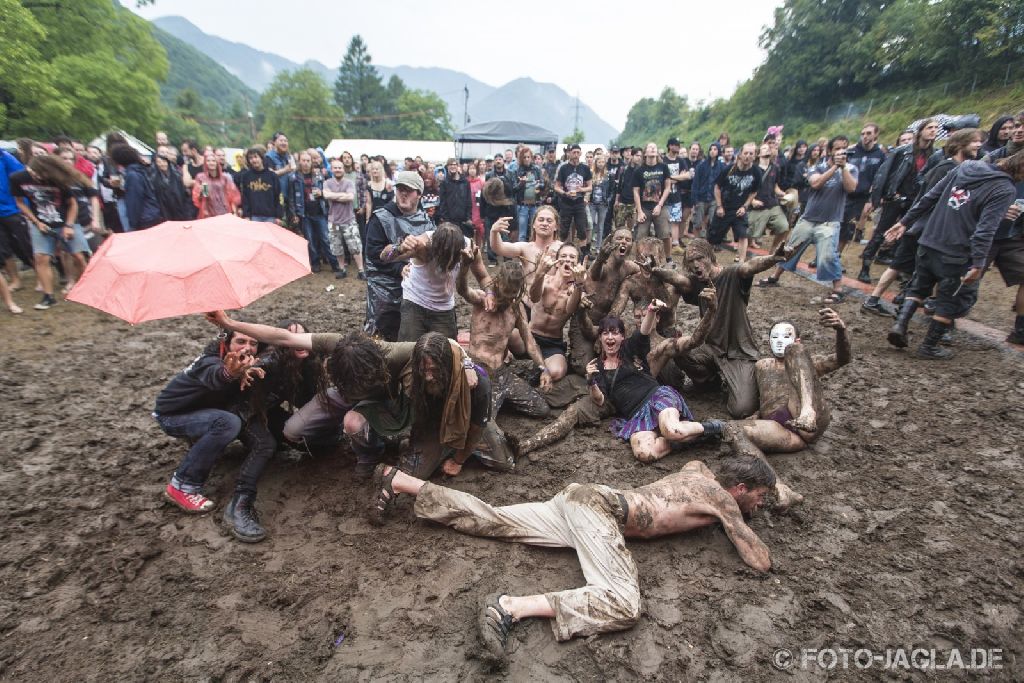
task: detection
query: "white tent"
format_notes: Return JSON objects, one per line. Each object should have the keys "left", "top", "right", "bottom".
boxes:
{"left": 88, "top": 129, "right": 154, "bottom": 157}
{"left": 323, "top": 139, "right": 456, "bottom": 164}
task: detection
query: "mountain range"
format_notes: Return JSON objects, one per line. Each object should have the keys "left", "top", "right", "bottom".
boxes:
{"left": 151, "top": 16, "right": 618, "bottom": 143}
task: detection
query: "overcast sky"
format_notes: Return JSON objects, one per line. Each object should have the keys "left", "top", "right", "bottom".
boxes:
{"left": 129, "top": 0, "right": 781, "bottom": 131}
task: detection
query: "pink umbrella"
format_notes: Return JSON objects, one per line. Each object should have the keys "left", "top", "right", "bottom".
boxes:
{"left": 68, "top": 215, "right": 310, "bottom": 323}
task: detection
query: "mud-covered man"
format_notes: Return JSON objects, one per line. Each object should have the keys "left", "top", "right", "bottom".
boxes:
{"left": 652, "top": 238, "right": 794, "bottom": 417}
{"left": 365, "top": 456, "right": 773, "bottom": 663}
{"left": 724, "top": 307, "right": 851, "bottom": 508}
{"left": 455, "top": 251, "right": 551, "bottom": 473}
{"left": 568, "top": 229, "right": 641, "bottom": 374}
{"left": 611, "top": 237, "right": 679, "bottom": 335}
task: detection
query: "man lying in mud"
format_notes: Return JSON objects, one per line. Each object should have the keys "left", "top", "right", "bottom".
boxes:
{"left": 367, "top": 456, "right": 774, "bottom": 663}
{"left": 455, "top": 250, "right": 551, "bottom": 473}
{"left": 723, "top": 307, "right": 851, "bottom": 508}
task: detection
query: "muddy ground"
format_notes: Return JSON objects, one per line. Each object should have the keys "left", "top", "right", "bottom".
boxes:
{"left": 1, "top": 251, "right": 1022, "bottom": 682}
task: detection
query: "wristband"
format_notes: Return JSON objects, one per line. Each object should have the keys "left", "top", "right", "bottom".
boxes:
{"left": 461, "top": 358, "right": 475, "bottom": 370}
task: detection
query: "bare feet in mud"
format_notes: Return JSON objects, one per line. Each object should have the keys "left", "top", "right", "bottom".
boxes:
{"left": 773, "top": 482, "right": 805, "bottom": 510}
{"left": 785, "top": 411, "right": 817, "bottom": 433}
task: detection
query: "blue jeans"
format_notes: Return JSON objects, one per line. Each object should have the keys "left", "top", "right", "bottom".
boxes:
{"left": 301, "top": 215, "right": 340, "bottom": 270}
{"left": 589, "top": 204, "right": 609, "bottom": 248}
{"left": 156, "top": 409, "right": 242, "bottom": 493}
{"left": 780, "top": 218, "right": 842, "bottom": 283}
{"left": 249, "top": 216, "right": 277, "bottom": 223}
{"left": 516, "top": 204, "right": 536, "bottom": 240}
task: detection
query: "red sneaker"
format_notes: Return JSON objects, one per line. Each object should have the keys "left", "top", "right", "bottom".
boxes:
{"left": 164, "top": 483, "right": 214, "bottom": 513}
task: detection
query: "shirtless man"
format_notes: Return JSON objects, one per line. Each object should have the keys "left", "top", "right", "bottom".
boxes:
{"left": 368, "top": 456, "right": 773, "bottom": 663}
{"left": 568, "top": 229, "right": 641, "bottom": 374}
{"left": 611, "top": 237, "right": 679, "bottom": 335}
{"left": 488, "top": 208, "right": 562, "bottom": 294}
{"left": 455, "top": 251, "right": 552, "bottom": 473}
{"left": 724, "top": 307, "right": 851, "bottom": 507}
{"left": 528, "top": 243, "right": 587, "bottom": 380}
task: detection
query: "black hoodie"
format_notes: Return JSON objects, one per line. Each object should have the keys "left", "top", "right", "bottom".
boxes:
{"left": 154, "top": 352, "right": 239, "bottom": 415}
{"left": 901, "top": 160, "right": 1016, "bottom": 268}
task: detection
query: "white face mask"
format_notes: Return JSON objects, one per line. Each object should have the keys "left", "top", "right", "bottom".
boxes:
{"left": 769, "top": 323, "right": 797, "bottom": 358}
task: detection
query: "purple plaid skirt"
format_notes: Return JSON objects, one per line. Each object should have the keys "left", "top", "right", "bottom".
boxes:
{"left": 611, "top": 386, "right": 694, "bottom": 441}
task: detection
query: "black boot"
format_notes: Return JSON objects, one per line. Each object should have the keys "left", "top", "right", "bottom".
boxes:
{"left": 224, "top": 492, "right": 267, "bottom": 543}
{"left": 856, "top": 263, "right": 872, "bottom": 284}
{"left": 887, "top": 299, "right": 919, "bottom": 348}
{"left": 916, "top": 320, "right": 954, "bottom": 360}
{"left": 1007, "top": 315, "right": 1024, "bottom": 345}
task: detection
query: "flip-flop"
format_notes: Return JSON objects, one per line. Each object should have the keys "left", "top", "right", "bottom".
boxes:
{"left": 479, "top": 592, "right": 515, "bottom": 663}
{"left": 757, "top": 276, "right": 780, "bottom": 287}
{"left": 367, "top": 463, "right": 399, "bottom": 526}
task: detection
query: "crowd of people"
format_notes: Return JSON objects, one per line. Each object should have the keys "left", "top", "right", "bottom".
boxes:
{"left": 2, "top": 110, "right": 1022, "bottom": 663}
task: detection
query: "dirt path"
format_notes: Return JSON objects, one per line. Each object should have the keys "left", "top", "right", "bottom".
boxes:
{"left": 1, "top": 257, "right": 1021, "bottom": 681}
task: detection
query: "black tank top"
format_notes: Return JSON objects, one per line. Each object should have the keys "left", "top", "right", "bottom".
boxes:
{"left": 370, "top": 184, "right": 394, "bottom": 212}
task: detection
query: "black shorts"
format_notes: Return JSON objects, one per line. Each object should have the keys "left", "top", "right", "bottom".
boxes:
{"left": 890, "top": 232, "right": 920, "bottom": 275}
{"left": 708, "top": 211, "right": 749, "bottom": 243}
{"left": 0, "top": 213, "right": 32, "bottom": 265}
{"left": 533, "top": 332, "right": 568, "bottom": 359}
{"left": 679, "top": 192, "right": 695, "bottom": 209}
{"left": 988, "top": 236, "right": 1024, "bottom": 287}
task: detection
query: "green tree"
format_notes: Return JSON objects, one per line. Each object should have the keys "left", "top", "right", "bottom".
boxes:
{"left": 334, "top": 35, "right": 388, "bottom": 138}
{"left": 260, "top": 68, "right": 343, "bottom": 150}
{"left": 4, "top": 0, "right": 167, "bottom": 140}
{"left": 563, "top": 128, "right": 585, "bottom": 145}
{"left": 395, "top": 89, "right": 453, "bottom": 140}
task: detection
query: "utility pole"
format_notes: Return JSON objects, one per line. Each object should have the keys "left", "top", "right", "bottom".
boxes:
{"left": 573, "top": 94, "right": 581, "bottom": 134}
{"left": 463, "top": 85, "right": 470, "bottom": 128}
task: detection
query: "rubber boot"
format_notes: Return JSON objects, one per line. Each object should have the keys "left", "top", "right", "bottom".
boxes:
{"left": 474, "top": 422, "right": 515, "bottom": 472}
{"left": 916, "top": 320, "right": 954, "bottom": 360}
{"left": 856, "top": 262, "right": 872, "bottom": 284}
{"left": 887, "top": 299, "right": 919, "bottom": 348}
{"left": 223, "top": 492, "right": 267, "bottom": 543}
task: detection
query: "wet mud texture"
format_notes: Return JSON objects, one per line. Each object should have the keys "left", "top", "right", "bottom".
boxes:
{"left": 1, "top": 254, "right": 1021, "bottom": 681}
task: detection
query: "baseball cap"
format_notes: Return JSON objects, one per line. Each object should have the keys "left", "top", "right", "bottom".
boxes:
{"left": 394, "top": 170, "right": 424, "bottom": 192}
{"left": 568, "top": 143, "right": 581, "bottom": 151}
{"left": 667, "top": 137, "right": 681, "bottom": 147}
{"left": 610, "top": 145, "right": 621, "bottom": 153}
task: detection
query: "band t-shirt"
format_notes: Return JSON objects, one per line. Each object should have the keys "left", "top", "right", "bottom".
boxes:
{"left": 662, "top": 155, "right": 686, "bottom": 204}
{"left": 8, "top": 171, "right": 71, "bottom": 227}
{"left": 632, "top": 162, "right": 671, "bottom": 206}
{"left": 715, "top": 164, "right": 763, "bottom": 212}
{"left": 556, "top": 163, "right": 591, "bottom": 206}
{"left": 753, "top": 162, "right": 781, "bottom": 208}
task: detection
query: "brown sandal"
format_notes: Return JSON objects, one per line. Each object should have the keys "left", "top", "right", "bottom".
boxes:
{"left": 367, "top": 464, "right": 399, "bottom": 526}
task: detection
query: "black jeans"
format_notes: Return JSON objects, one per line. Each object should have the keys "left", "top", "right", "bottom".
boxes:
{"left": 236, "top": 417, "right": 277, "bottom": 496}
{"left": 559, "top": 202, "right": 589, "bottom": 241}
{"left": 907, "top": 245, "right": 978, "bottom": 319}
{"left": 862, "top": 201, "right": 905, "bottom": 264}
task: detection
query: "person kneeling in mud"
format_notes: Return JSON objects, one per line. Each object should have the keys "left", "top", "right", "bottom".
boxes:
{"left": 455, "top": 250, "right": 552, "bottom": 473}
{"left": 153, "top": 326, "right": 271, "bottom": 541}
{"left": 723, "top": 307, "right": 851, "bottom": 508}
{"left": 206, "top": 314, "right": 488, "bottom": 489}
{"left": 368, "top": 456, "right": 774, "bottom": 664}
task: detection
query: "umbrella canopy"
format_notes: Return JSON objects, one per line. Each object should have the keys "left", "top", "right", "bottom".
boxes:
{"left": 67, "top": 215, "right": 310, "bottom": 324}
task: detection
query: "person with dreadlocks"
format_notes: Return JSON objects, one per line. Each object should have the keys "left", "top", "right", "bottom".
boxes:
{"left": 206, "top": 314, "right": 489, "bottom": 499}
{"left": 380, "top": 220, "right": 492, "bottom": 341}
{"left": 454, "top": 252, "right": 551, "bottom": 473}
{"left": 153, "top": 323, "right": 272, "bottom": 541}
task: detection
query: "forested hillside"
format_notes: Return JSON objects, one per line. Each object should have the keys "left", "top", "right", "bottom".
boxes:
{"left": 618, "top": 0, "right": 1024, "bottom": 146}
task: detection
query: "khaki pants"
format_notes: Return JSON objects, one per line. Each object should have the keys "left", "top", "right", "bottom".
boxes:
{"left": 415, "top": 482, "right": 641, "bottom": 641}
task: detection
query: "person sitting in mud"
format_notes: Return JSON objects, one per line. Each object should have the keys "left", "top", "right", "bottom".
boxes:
{"left": 723, "top": 307, "right": 851, "bottom": 508}
{"left": 380, "top": 221, "right": 491, "bottom": 342}
{"left": 651, "top": 238, "right": 794, "bottom": 418}
{"left": 206, "top": 314, "right": 484, "bottom": 482}
{"left": 568, "top": 229, "right": 642, "bottom": 375}
{"left": 367, "top": 456, "right": 774, "bottom": 664}
{"left": 586, "top": 296, "right": 724, "bottom": 462}
{"left": 610, "top": 238, "right": 679, "bottom": 336}
{"left": 528, "top": 243, "right": 588, "bottom": 381}
{"left": 153, "top": 326, "right": 271, "bottom": 542}
{"left": 454, "top": 251, "right": 552, "bottom": 474}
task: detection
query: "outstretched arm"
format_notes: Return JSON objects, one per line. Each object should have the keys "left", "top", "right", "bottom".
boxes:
{"left": 456, "top": 248, "right": 485, "bottom": 306}
{"left": 812, "top": 308, "right": 851, "bottom": 375}
{"left": 712, "top": 492, "right": 772, "bottom": 572}
{"left": 205, "top": 310, "right": 313, "bottom": 350}
{"left": 648, "top": 288, "right": 716, "bottom": 375}
{"left": 575, "top": 293, "right": 600, "bottom": 341}
{"left": 515, "top": 306, "right": 551, "bottom": 391}
{"left": 651, "top": 266, "right": 694, "bottom": 295}
{"left": 737, "top": 240, "right": 795, "bottom": 278}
